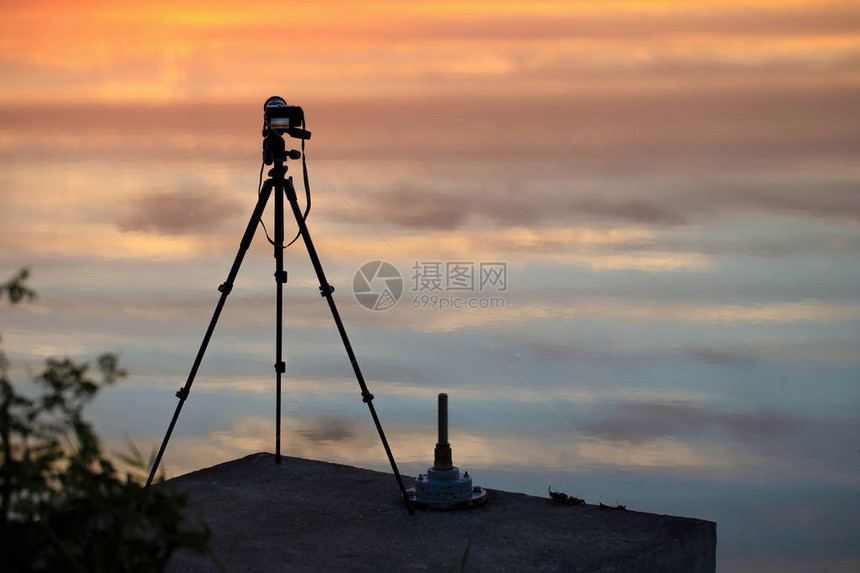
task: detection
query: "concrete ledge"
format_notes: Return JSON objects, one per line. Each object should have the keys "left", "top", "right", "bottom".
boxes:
{"left": 164, "top": 453, "right": 716, "bottom": 572}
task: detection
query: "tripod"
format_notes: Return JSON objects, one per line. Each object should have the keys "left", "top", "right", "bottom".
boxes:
{"left": 144, "top": 107, "right": 414, "bottom": 515}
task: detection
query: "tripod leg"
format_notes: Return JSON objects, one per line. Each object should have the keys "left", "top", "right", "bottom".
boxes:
{"left": 274, "top": 175, "right": 286, "bottom": 464}
{"left": 282, "top": 177, "right": 415, "bottom": 515}
{"left": 145, "top": 181, "right": 274, "bottom": 489}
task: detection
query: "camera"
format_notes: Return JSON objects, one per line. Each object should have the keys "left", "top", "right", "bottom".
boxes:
{"left": 264, "top": 96, "right": 308, "bottom": 138}
{"left": 262, "top": 96, "right": 311, "bottom": 164}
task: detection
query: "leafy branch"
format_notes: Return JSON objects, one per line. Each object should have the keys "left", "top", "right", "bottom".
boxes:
{"left": 1, "top": 268, "right": 211, "bottom": 572}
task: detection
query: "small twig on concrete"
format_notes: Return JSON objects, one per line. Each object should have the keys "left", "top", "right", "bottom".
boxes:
{"left": 548, "top": 487, "right": 585, "bottom": 506}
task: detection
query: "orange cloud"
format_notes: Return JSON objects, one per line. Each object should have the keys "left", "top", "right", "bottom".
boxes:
{"left": 2, "top": 1, "right": 857, "bottom": 103}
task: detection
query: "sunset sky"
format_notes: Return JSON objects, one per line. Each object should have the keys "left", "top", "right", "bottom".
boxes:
{"left": 2, "top": 1, "right": 859, "bottom": 571}
{"left": 3, "top": 0, "right": 859, "bottom": 102}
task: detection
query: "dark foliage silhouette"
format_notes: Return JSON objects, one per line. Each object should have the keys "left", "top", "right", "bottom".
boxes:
{"left": 1, "top": 269, "right": 211, "bottom": 572}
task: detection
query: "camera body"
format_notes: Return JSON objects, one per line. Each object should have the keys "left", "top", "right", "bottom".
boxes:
{"left": 262, "top": 96, "right": 311, "bottom": 164}
{"left": 265, "top": 100, "right": 305, "bottom": 134}
{"left": 264, "top": 96, "right": 310, "bottom": 140}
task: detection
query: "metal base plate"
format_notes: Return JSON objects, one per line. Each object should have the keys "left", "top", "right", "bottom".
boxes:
{"left": 406, "top": 486, "right": 489, "bottom": 510}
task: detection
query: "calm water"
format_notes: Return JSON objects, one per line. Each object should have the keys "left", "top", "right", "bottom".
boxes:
{"left": 3, "top": 98, "right": 858, "bottom": 572}
{"left": 2, "top": 2, "right": 860, "bottom": 570}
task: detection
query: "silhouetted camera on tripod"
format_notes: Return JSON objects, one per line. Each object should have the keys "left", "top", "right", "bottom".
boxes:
{"left": 146, "top": 96, "right": 414, "bottom": 515}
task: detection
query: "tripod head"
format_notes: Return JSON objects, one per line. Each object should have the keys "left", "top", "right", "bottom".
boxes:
{"left": 263, "top": 96, "right": 311, "bottom": 165}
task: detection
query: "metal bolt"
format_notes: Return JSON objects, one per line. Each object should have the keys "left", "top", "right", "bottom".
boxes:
{"left": 408, "top": 392, "right": 489, "bottom": 509}
{"left": 438, "top": 393, "right": 449, "bottom": 445}
{"left": 433, "top": 393, "right": 453, "bottom": 471}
